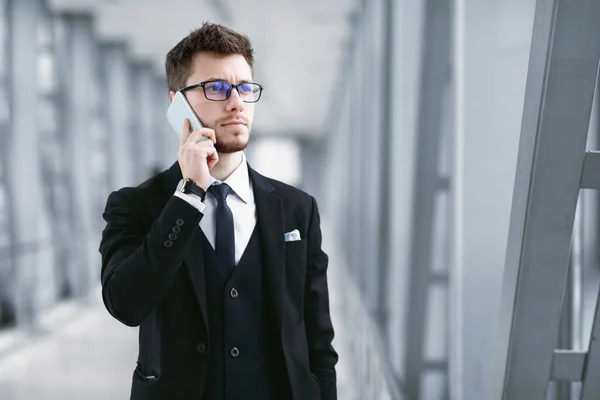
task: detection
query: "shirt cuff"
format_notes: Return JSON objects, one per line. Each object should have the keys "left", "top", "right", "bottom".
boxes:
{"left": 174, "top": 191, "right": 206, "bottom": 213}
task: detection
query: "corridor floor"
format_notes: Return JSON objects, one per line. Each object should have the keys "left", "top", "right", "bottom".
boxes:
{"left": 0, "top": 276, "right": 356, "bottom": 400}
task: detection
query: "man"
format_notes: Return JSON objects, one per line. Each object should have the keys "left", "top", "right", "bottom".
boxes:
{"left": 99, "top": 22, "right": 338, "bottom": 400}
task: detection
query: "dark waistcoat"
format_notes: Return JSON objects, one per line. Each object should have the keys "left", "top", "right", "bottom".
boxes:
{"left": 201, "top": 226, "right": 291, "bottom": 400}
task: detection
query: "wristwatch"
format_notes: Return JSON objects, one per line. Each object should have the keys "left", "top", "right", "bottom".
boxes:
{"left": 176, "top": 178, "right": 207, "bottom": 202}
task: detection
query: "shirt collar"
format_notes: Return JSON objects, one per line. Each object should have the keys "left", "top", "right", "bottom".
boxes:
{"left": 209, "top": 152, "right": 252, "bottom": 204}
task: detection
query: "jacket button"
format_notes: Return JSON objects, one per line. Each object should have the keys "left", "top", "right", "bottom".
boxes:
{"left": 196, "top": 343, "right": 207, "bottom": 354}
{"left": 169, "top": 233, "right": 177, "bottom": 240}
{"left": 176, "top": 219, "right": 184, "bottom": 226}
{"left": 172, "top": 226, "right": 181, "bottom": 234}
{"left": 230, "top": 288, "right": 239, "bottom": 299}
{"left": 164, "top": 240, "right": 173, "bottom": 248}
{"left": 230, "top": 347, "right": 239, "bottom": 358}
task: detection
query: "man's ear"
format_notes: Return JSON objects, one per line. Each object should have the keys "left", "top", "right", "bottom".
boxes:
{"left": 169, "top": 91, "right": 176, "bottom": 104}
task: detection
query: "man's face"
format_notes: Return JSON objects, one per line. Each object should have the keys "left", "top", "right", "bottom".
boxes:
{"left": 170, "top": 52, "right": 255, "bottom": 153}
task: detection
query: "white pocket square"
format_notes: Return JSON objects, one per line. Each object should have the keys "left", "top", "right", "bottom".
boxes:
{"left": 284, "top": 229, "right": 301, "bottom": 242}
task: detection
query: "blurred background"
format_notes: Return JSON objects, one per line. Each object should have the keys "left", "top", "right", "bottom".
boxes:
{"left": 1, "top": 0, "right": 600, "bottom": 399}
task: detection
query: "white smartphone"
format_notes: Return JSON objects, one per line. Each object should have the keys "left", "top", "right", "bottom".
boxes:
{"left": 166, "top": 91, "right": 205, "bottom": 139}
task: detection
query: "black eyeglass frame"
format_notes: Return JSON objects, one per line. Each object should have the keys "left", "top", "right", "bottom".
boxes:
{"left": 179, "top": 80, "right": 264, "bottom": 103}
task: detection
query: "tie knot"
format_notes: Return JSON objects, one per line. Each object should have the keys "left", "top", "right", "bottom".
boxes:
{"left": 209, "top": 183, "right": 232, "bottom": 201}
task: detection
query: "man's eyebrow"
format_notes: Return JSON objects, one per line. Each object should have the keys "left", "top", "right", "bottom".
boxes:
{"left": 205, "top": 78, "right": 253, "bottom": 84}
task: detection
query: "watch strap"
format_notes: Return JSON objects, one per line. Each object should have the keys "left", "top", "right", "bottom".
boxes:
{"left": 180, "top": 179, "right": 207, "bottom": 202}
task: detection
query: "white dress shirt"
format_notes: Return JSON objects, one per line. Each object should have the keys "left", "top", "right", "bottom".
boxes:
{"left": 173, "top": 152, "right": 257, "bottom": 265}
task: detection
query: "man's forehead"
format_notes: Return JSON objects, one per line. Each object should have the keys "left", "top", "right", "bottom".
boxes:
{"left": 190, "top": 53, "right": 251, "bottom": 77}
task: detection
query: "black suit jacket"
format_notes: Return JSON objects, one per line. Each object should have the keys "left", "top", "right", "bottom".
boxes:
{"left": 99, "top": 161, "right": 338, "bottom": 400}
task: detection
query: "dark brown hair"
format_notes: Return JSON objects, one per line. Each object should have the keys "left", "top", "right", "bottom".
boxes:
{"left": 165, "top": 22, "right": 254, "bottom": 92}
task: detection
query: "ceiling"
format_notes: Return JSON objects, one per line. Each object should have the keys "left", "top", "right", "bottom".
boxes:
{"left": 47, "top": 0, "right": 359, "bottom": 137}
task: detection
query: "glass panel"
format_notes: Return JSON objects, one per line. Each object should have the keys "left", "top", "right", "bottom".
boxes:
{"left": 0, "top": 0, "right": 13, "bottom": 328}
{"left": 0, "top": 0, "right": 7, "bottom": 78}
{"left": 0, "top": 0, "right": 9, "bottom": 126}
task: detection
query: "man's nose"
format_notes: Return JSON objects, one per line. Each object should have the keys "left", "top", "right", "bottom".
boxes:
{"left": 226, "top": 88, "right": 245, "bottom": 111}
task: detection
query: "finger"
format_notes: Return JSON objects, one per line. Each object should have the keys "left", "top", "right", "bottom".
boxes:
{"left": 188, "top": 128, "right": 205, "bottom": 146}
{"left": 202, "top": 129, "right": 216, "bottom": 144}
{"left": 206, "top": 147, "right": 219, "bottom": 169}
{"left": 180, "top": 119, "right": 190, "bottom": 146}
{"left": 190, "top": 128, "right": 216, "bottom": 144}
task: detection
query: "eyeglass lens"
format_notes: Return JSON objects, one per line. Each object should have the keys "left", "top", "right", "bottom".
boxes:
{"left": 204, "top": 81, "right": 261, "bottom": 102}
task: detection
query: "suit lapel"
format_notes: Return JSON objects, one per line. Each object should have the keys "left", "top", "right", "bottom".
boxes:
{"left": 162, "top": 161, "right": 209, "bottom": 331}
{"left": 250, "top": 167, "right": 286, "bottom": 330}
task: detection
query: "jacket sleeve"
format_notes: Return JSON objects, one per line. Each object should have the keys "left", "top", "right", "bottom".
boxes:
{"left": 99, "top": 189, "right": 203, "bottom": 327}
{"left": 304, "top": 196, "right": 339, "bottom": 399}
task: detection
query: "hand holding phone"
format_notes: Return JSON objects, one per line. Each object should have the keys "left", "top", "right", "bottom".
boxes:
{"left": 177, "top": 119, "right": 218, "bottom": 190}
{"left": 168, "top": 91, "right": 217, "bottom": 189}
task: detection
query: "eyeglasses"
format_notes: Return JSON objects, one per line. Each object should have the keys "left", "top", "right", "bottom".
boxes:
{"left": 180, "top": 80, "right": 263, "bottom": 103}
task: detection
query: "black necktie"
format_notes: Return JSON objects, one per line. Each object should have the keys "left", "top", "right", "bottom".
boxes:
{"left": 209, "top": 183, "right": 235, "bottom": 274}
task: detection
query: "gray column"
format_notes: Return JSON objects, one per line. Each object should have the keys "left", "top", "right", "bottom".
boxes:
{"left": 493, "top": 0, "right": 600, "bottom": 398}
{"left": 59, "top": 13, "right": 102, "bottom": 298}
{"left": 403, "top": 0, "right": 452, "bottom": 397}
{"left": 322, "top": 2, "right": 356, "bottom": 240}
{"left": 346, "top": 5, "right": 365, "bottom": 281}
{"left": 148, "top": 75, "right": 164, "bottom": 175}
{"left": 6, "top": 0, "right": 54, "bottom": 329}
{"left": 449, "top": 1, "right": 464, "bottom": 397}
{"left": 298, "top": 137, "right": 326, "bottom": 203}
{"left": 0, "top": 0, "right": 13, "bottom": 326}
{"left": 46, "top": 12, "right": 73, "bottom": 301}
{"left": 131, "top": 60, "right": 157, "bottom": 182}
{"left": 323, "top": 81, "right": 352, "bottom": 236}
{"left": 457, "top": 1, "right": 536, "bottom": 398}
{"left": 101, "top": 41, "right": 134, "bottom": 191}
{"left": 36, "top": 2, "right": 65, "bottom": 307}
{"left": 554, "top": 194, "right": 584, "bottom": 400}
{"left": 88, "top": 30, "right": 110, "bottom": 236}
{"left": 154, "top": 75, "right": 176, "bottom": 169}
{"left": 387, "top": 0, "right": 425, "bottom": 383}
{"left": 583, "top": 75, "right": 600, "bottom": 343}
{"left": 376, "top": 0, "right": 394, "bottom": 337}
{"left": 358, "top": 0, "right": 383, "bottom": 313}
